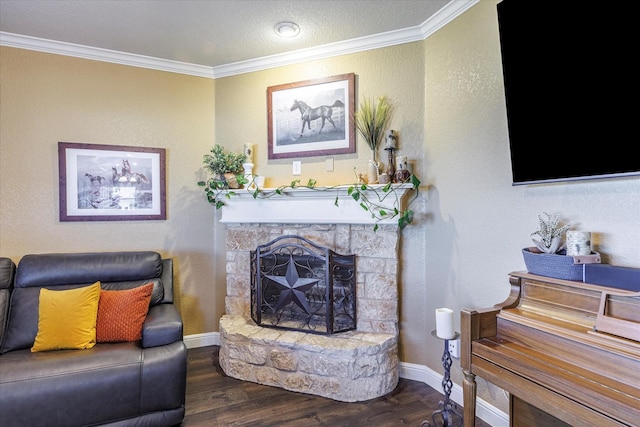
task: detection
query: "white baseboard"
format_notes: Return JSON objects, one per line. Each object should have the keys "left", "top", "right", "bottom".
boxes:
{"left": 183, "top": 332, "right": 508, "bottom": 427}
{"left": 183, "top": 331, "right": 219, "bottom": 348}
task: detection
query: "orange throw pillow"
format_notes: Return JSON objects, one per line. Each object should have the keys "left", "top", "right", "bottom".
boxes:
{"left": 96, "top": 283, "right": 154, "bottom": 343}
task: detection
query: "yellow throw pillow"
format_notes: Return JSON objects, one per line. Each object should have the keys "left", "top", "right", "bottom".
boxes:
{"left": 31, "top": 282, "right": 101, "bottom": 352}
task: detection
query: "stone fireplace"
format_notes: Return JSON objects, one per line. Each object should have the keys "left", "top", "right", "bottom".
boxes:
{"left": 218, "top": 185, "right": 412, "bottom": 402}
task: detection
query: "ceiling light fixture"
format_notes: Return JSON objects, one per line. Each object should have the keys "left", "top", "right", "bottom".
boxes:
{"left": 274, "top": 21, "right": 300, "bottom": 38}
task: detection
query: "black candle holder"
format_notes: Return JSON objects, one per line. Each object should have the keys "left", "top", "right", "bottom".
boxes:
{"left": 421, "top": 331, "right": 464, "bottom": 427}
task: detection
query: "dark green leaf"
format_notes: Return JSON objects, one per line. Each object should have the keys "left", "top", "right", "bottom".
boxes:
{"left": 406, "top": 210, "right": 414, "bottom": 223}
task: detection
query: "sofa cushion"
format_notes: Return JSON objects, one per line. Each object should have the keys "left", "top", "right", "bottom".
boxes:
{"left": 97, "top": 282, "right": 154, "bottom": 342}
{"left": 2, "top": 287, "right": 40, "bottom": 353}
{"left": 0, "top": 257, "right": 16, "bottom": 290}
{"left": 0, "top": 343, "right": 145, "bottom": 426}
{"left": 32, "top": 282, "right": 101, "bottom": 352}
{"left": 14, "top": 252, "right": 163, "bottom": 288}
{"left": 0, "top": 258, "right": 16, "bottom": 349}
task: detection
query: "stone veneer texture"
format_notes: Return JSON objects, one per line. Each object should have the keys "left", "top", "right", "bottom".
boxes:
{"left": 220, "top": 223, "right": 401, "bottom": 401}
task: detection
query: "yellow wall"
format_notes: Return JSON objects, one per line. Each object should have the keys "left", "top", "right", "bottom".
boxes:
{"left": 1, "top": 0, "right": 639, "bottom": 415}
{"left": 214, "top": 42, "right": 426, "bottom": 187}
{"left": 0, "top": 47, "right": 224, "bottom": 336}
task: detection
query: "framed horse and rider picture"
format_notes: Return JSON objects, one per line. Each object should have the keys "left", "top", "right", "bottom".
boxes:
{"left": 267, "top": 73, "right": 355, "bottom": 159}
{"left": 58, "top": 142, "right": 166, "bottom": 221}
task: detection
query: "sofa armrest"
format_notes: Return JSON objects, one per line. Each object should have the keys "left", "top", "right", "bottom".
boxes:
{"left": 141, "top": 303, "right": 183, "bottom": 348}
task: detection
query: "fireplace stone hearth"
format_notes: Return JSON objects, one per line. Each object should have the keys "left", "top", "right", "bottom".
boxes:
{"left": 219, "top": 315, "right": 397, "bottom": 402}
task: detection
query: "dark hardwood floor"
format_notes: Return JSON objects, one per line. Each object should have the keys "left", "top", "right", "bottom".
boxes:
{"left": 181, "top": 346, "right": 491, "bottom": 427}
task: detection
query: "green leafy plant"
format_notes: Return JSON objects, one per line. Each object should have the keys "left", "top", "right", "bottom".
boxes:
{"left": 197, "top": 175, "right": 249, "bottom": 209}
{"left": 345, "top": 173, "right": 420, "bottom": 231}
{"left": 202, "top": 144, "right": 246, "bottom": 176}
{"left": 353, "top": 96, "right": 393, "bottom": 161}
{"left": 197, "top": 144, "right": 248, "bottom": 208}
{"left": 530, "top": 212, "right": 573, "bottom": 254}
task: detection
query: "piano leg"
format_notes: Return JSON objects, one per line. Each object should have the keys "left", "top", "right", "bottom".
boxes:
{"left": 462, "top": 370, "right": 477, "bottom": 427}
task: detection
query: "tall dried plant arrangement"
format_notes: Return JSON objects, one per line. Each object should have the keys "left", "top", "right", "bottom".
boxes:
{"left": 354, "top": 96, "right": 393, "bottom": 164}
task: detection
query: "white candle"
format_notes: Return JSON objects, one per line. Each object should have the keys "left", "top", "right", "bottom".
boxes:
{"left": 243, "top": 143, "right": 254, "bottom": 163}
{"left": 435, "top": 307, "right": 455, "bottom": 339}
{"left": 566, "top": 231, "right": 592, "bottom": 256}
{"left": 396, "top": 156, "right": 408, "bottom": 170}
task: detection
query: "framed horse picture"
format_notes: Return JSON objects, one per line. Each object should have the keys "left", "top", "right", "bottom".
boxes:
{"left": 267, "top": 73, "right": 355, "bottom": 159}
{"left": 58, "top": 142, "right": 166, "bottom": 221}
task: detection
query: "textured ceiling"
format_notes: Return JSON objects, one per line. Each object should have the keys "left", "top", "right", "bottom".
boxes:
{"left": 0, "top": 0, "right": 453, "bottom": 68}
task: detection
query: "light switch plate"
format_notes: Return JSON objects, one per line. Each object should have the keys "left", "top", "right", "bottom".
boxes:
{"left": 292, "top": 160, "right": 301, "bottom": 175}
{"left": 325, "top": 157, "right": 334, "bottom": 172}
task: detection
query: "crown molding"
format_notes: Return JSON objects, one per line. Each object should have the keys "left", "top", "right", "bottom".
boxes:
{"left": 212, "top": 25, "right": 425, "bottom": 78}
{"left": 0, "top": 0, "right": 478, "bottom": 79}
{"left": 0, "top": 32, "right": 214, "bottom": 78}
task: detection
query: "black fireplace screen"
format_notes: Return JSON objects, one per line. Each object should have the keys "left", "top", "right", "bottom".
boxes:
{"left": 250, "top": 235, "right": 356, "bottom": 335}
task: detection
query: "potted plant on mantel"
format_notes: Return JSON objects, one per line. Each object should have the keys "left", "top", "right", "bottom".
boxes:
{"left": 522, "top": 212, "right": 600, "bottom": 281}
{"left": 200, "top": 144, "right": 247, "bottom": 200}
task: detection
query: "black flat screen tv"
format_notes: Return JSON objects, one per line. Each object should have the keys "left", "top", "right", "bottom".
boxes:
{"left": 496, "top": 0, "right": 640, "bottom": 185}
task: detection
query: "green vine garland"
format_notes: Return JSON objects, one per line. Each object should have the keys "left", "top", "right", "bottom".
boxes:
{"left": 197, "top": 172, "right": 420, "bottom": 231}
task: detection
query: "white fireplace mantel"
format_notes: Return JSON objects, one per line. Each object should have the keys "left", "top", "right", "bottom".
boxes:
{"left": 218, "top": 183, "right": 414, "bottom": 225}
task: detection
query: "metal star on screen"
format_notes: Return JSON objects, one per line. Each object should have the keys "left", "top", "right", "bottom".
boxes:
{"left": 266, "top": 255, "right": 320, "bottom": 314}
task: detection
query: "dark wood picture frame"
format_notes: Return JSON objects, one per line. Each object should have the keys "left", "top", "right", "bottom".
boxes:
{"left": 267, "top": 73, "right": 355, "bottom": 159}
{"left": 58, "top": 142, "right": 166, "bottom": 221}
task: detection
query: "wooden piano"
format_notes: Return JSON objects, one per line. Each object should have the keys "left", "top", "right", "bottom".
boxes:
{"left": 461, "top": 271, "right": 640, "bottom": 427}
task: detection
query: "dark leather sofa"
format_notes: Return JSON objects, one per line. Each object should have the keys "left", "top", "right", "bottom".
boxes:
{"left": 0, "top": 251, "right": 187, "bottom": 427}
